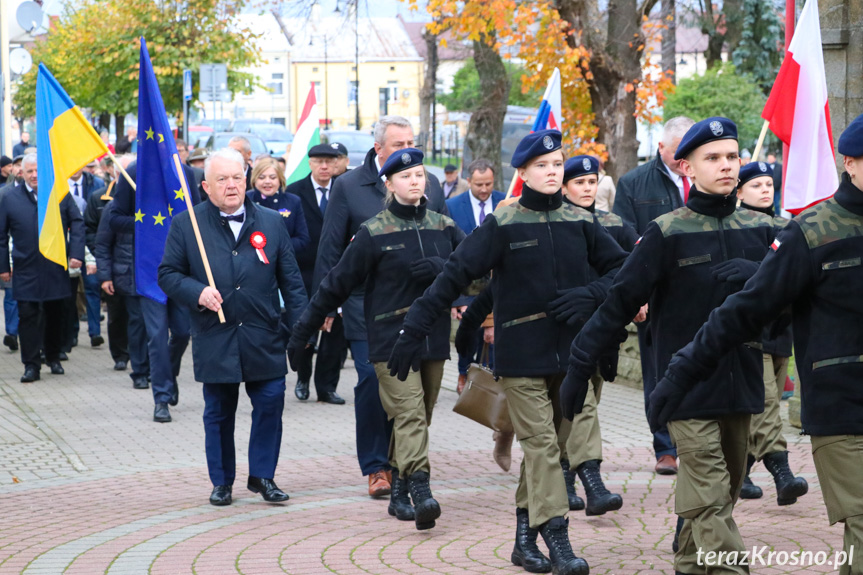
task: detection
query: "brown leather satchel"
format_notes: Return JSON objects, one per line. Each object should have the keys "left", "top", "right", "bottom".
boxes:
{"left": 452, "top": 346, "right": 513, "bottom": 433}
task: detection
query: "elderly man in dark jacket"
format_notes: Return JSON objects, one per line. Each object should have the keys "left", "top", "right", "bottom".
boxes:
{"left": 159, "top": 148, "right": 308, "bottom": 507}
{"left": 0, "top": 154, "right": 85, "bottom": 382}
{"left": 94, "top": 202, "right": 150, "bottom": 389}
{"left": 611, "top": 115, "right": 695, "bottom": 475}
{"left": 312, "top": 115, "right": 448, "bottom": 498}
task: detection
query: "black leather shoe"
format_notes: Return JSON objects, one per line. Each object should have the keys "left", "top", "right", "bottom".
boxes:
{"left": 21, "top": 367, "right": 40, "bottom": 382}
{"left": 48, "top": 362, "right": 64, "bottom": 375}
{"left": 154, "top": 402, "right": 171, "bottom": 422}
{"left": 295, "top": 380, "right": 310, "bottom": 400}
{"left": 91, "top": 335, "right": 104, "bottom": 347}
{"left": 210, "top": 485, "right": 232, "bottom": 506}
{"left": 247, "top": 476, "right": 289, "bottom": 502}
{"left": 133, "top": 376, "right": 150, "bottom": 389}
{"left": 114, "top": 360, "right": 128, "bottom": 371}
{"left": 169, "top": 378, "right": 179, "bottom": 406}
{"left": 58, "top": 351, "right": 69, "bottom": 361}
{"left": 317, "top": 391, "right": 345, "bottom": 405}
{"left": 3, "top": 334, "right": 18, "bottom": 351}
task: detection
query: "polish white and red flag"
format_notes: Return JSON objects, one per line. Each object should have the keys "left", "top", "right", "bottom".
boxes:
{"left": 510, "top": 68, "right": 562, "bottom": 197}
{"left": 762, "top": 0, "right": 838, "bottom": 213}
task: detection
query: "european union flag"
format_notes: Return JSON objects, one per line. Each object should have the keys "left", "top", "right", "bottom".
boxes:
{"left": 135, "top": 38, "right": 191, "bottom": 304}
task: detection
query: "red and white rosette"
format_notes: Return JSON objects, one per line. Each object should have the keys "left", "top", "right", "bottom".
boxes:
{"left": 250, "top": 231, "right": 269, "bottom": 264}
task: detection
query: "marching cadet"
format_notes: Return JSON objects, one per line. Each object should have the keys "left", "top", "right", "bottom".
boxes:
{"left": 734, "top": 161, "right": 809, "bottom": 505}
{"left": 560, "top": 118, "right": 777, "bottom": 575}
{"left": 288, "top": 148, "right": 464, "bottom": 531}
{"left": 645, "top": 114, "right": 863, "bottom": 575}
{"left": 388, "top": 130, "right": 628, "bottom": 575}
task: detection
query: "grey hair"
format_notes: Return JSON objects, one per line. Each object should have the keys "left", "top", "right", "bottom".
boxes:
{"left": 22, "top": 153, "right": 37, "bottom": 167}
{"left": 467, "top": 158, "right": 495, "bottom": 178}
{"left": 374, "top": 115, "right": 413, "bottom": 145}
{"left": 204, "top": 148, "right": 245, "bottom": 180}
{"left": 662, "top": 116, "right": 696, "bottom": 145}
{"left": 228, "top": 136, "right": 252, "bottom": 153}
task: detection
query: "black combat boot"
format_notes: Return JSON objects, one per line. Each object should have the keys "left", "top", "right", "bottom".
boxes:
{"left": 762, "top": 451, "right": 808, "bottom": 505}
{"left": 388, "top": 469, "right": 414, "bottom": 521}
{"left": 511, "top": 508, "right": 552, "bottom": 573}
{"left": 538, "top": 517, "right": 590, "bottom": 575}
{"left": 407, "top": 471, "right": 441, "bottom": 530}
{"left": 560, "top": 460, "right": 585, "bottom": 511}
{"left": 739, "top": 454, "right": 763, "bottom": 499}
{"left": 576, "top": 460, "right": 622, "bottom": 516}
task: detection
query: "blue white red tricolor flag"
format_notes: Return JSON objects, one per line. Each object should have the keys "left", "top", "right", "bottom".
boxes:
{"left": 509, "top": 68, "right": 562, "bottom": 197}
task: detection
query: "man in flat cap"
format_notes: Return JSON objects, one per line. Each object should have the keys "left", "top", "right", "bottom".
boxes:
{"left": 285, "top": 143, "right": 346, "bottom": 404}
{"left": 647, "top": 114, "right": 863, "bottom": 575}
{"left": 561, "top": 117, "right": 780, "bottom": 575}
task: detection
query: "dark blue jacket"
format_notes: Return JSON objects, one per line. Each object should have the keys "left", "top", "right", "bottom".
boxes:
{"left": 159, "top": 197, "right": 308, "bottom": 384}
{"left": 312, "top": 148, "right": 449, "bottom": 340}
{"left": 445, "top": 190, "right": 506, "bottom": 234}
{"left": 0, "top": 182, "right": 85, "bottom": 301}
{"left": 94, "top": 202, "right": 136, "bottom": 296}
{"left": 613, "top": 152, "right": 684, "bottom": 234}
{"left": 248, "top": 189, "right": 310, "bottom": 256}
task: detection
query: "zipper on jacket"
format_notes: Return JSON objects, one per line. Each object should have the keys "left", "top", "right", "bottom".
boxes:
{"left": 717, "top": 216, "right": 729, "bottom": 261}
{"left": 545, "top": 212, "right": 561, "bottom": 367}
{"left": 410, "top": 217, "right": 430, "bottom": 355}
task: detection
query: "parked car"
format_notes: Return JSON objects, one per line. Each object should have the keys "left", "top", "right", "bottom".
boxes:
{"left": 204, "top": 132, "right": 269, "bottom": 158}
{"left": 197, "top": 119, "right": 231, "bottom": 132}
{"left": 229, "top": 118, "right": 272, "bottom": 133}
{"left": 185, "top": 125, "right": 214, "bottom": 148}
{"left": 321, "top": 129, "right": 376, "bottom": 168}
{"left": 246, "top": 124, "right": 294, "bottom": 157}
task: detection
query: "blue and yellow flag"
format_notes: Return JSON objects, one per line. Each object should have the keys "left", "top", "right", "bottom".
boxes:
{"left": 35, "top": 64, "right": 108, "bottom": 268}
{"left": 135, "top": 38, "right": 191, "bottom": 304}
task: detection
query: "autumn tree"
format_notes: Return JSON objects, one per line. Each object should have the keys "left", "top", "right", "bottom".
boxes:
{"left": 13, "top": 0, "right": 260, "bottom": 135}
{"left": 731, "top": 0, "right": 783, "bottom": 95}
{"left": 438, "top": 59, "right": 543, "bottom": 112}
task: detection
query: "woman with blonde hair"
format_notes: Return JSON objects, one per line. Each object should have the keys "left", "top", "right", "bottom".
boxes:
{"left": 248, "top": 156, "right": 310, "bottom": 255}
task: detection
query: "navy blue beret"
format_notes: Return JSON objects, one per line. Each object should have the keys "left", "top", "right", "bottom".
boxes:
{"left": 674, "top": 117, "right": 738, "bottom": 160}
{"left": 563, "top": 155, "right": 600, "bottom": 183}
{"left": 308, "top": 143, "right": 341, "bottom": 158}
{"left": 738, "top": 161, "right": 774, "bottom": 187}
{"left": 511, "top": 129, "right": 562, "bottom": 168}
{"left": 838, "top": 113, "right": 863, "bottom": 157}
{"left": 378, "top": 147, "right": 424, "bottom": 179}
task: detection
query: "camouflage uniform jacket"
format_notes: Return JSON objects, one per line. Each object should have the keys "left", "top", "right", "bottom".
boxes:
{"left": 402, "top": 185, "right": 628, "bottom": 377}
{"left": 294, "top": 197, "right": 464, "bottom": 362}
{"left": 569, "top": 187, "right": 777, "bottom": 421}
{"left": 665, "top": 174, "right": 863, "bottom": 435}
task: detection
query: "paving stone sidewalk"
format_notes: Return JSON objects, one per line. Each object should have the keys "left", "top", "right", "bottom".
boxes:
{"left": 0, "top": 329, "right": 844, "bottom": 574}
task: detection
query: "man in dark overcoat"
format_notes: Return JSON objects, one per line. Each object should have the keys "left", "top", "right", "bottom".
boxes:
{"left": 159, "top": 148, "right": 308, "bottom": 506}
{"left": 0, "top": 153, "right": 85, "bottom": 382}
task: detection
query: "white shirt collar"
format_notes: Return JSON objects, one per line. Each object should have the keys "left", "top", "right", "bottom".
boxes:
{"left": 663, "top": 161, "right": 682, "bottom": 185}
{"left": 219, "top": 205, "right": 246, "bottom": 218}
{"left": 375, "top": 156, "right": 385, "bottom": 182}
{"left": 468, "top": 190, "right": 486, "bottom": 209}
{"left": 310, "top": 176, "right": 331, "bottom": 193}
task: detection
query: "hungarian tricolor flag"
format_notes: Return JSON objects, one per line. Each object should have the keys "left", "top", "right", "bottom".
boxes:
{"left": 285, "top": 84, "right": 321, "bottom": 186}
{"left": 762, "top": 0, "right": 837, "bottom": 213}
{"left": 509, "top": 68, "right": 562, "bottom": 197}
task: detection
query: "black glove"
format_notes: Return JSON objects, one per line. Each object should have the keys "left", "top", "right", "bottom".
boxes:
{"left": 454, "top": 323, "right": 475, "bottom": 357}
{"left": 710, "top": 258, "right": 759, "bottom": 284}
{"left": 598, "top": 352, "right": 619, "bottom": 382}
{"left": 647, "top": 375, "right": 689, "bottom": 433}
{"left": 548, "top": 286, "right": 598, "bottom": 327}
{"left": 410, "top": 256, "right": 446, "bottom": 283}
{"left": 387, "top": 327, "right": 425, "bottom": 381}
{"left": 287, "top": 331, "right": 306, "bottom": 372}
{"left": 559, "top": 357, "right": 593, "bottom": 420}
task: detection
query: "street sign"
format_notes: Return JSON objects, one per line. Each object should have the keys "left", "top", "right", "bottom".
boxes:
{"left": 183, "top": 69, "right": 192, "bottom": 102}
{"left": 199, "top": 64, "right": 227, "bottom": 92}
{"left": 199, "top": 90, "right": 232, "bottom": 103}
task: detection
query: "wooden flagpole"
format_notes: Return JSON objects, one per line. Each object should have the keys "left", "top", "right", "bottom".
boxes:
{"left": 104, "top": 149, "right": 137, "bottom": 191}
{"left": 171, "top": 154, "right": 225, "bottom": 324}
{"left": 751, "top": 120, "right": 770, "bottom": 163}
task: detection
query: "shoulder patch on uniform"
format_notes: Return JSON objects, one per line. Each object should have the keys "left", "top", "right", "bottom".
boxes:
{"left": 363, "top": 210, "right": 414, "bottom": 237}
{"left": 596, "top": 211, "right": 624, "bottom": 228}
{"left": 655, "top": 206, "right": 773, "bottom": 237}
{"left": 421, "top": 210, "right": 456, "bottom": 232}
{"left": 795, "top": 198, "right": 863, "bottom": 249}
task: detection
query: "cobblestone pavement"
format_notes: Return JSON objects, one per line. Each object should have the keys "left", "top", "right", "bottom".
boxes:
{"left": 0, "top": 324, "right": 844, "bottom": 574}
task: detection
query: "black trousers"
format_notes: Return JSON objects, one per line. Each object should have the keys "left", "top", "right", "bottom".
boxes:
{"left": 105, "top": 292, "right": 129, "bottom": 362}
{"left": 18, "top": 299, "right": 65, "bottom": 370}
{"left": 295, "top": 314, "right": 345, "bottom": 397}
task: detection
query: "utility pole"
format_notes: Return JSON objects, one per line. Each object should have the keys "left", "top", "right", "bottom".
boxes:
{"left": 354, "top": 0, "right": 360, "bottom": 129}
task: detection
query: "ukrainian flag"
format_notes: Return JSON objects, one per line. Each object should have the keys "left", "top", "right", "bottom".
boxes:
{"left": 35, "top": 64, "right": 108, "bottom": 268}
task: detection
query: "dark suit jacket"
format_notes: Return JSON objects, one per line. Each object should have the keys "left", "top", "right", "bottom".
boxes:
{"left": 0, "top": 182, "right": 85, "bottom": 301}
{"left": 158, "top": 197, "right": 307, "bottom": 383}
{"left": 311, "top": 148, "right": 448, "bottom": 340}
{"left": 613, "top": 152, "right": 683, "bottom": 235}
{"left": 446, "top": 190, "right": 505, "bottom": 235}
{"left": 285, "top": 174, "right": 327, "bottom": 293}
